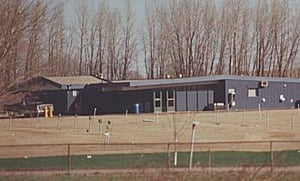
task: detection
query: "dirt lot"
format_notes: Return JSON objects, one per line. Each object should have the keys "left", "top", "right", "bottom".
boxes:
{"left": 0, "top": 109, "right": 299, "bottom": 157}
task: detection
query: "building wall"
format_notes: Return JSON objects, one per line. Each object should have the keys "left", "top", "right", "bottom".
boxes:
{"left": 226, "top": 80, "right": 300, "bottom": 110}
{"left": 80, "top": 89, "right": 153, "bottom": 115}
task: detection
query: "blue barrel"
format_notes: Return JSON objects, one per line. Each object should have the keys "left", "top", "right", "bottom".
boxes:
{"left": 134, "top": 103, "right": 140, "bottom": 114}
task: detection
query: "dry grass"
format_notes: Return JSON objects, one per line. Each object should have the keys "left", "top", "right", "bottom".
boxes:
{"left": 0, "top": 109, "right": 299, "bottom": 157}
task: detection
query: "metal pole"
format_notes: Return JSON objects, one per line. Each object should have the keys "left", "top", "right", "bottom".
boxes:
{"left": 242, "top": 110, "right": 245, "bottom": 126}
{"left": 98, "top": 119, "right": 102, "bottom": 135}
{"left": 209, "top": 149, "right": 212, "bottom": 173}
{"left": 258, "top": 103, "right": 261, "bottom": 119}
{"left": 291, "top": 113, "right": 294, "bottom": 131}
{"left": 93, "top": 108, "right": 97, "bottom": 120}
{"left": 266, "top": 111, "right": 269, "bottom": 128}
{"left": 227, "top": 104, "right": 229, "bottom": 116}
{"left": 189, "top": 122, "right": 198, "bottom": 171}
{"left": 270, "top": 141, "right": 273, "bottom": 172}
{"left": 167, "top": 143, "right": 170, "bottom": 170}
{"left": 88, "top": 116, "right": 91, "bottom": 133}
{"left": 56, "top": 114, "right": 61, "bottom": 130}
{"left": 174, "top": 139, "right": 178, "bottom": 166}
{"left": 215, "top": 111, "right": 219, "bottom": 125}
{"left": 9, "top": 116, "right": 12, "bottom": 129}
{"left": 125, "top": 110, "right": 128, "bottom": 122}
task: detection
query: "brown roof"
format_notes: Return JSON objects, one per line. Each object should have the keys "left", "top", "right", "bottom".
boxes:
{"left": 44, "top": 76, "right": 102, "bottom": 86}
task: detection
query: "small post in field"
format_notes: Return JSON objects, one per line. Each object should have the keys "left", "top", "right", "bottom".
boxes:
{"left": 93, "top": 108, "right": 97, "bottom": 119}
{"left": 270, "top": 141, "right": 273, "bottom": 172}
{"left": 242, "top": 110, "right": 246, "bottom": 126}
{"left": 227, "top": 104, "right": 230, "bottom": 116}
{"left": 56, "top": 114, "right": 61, "bottom": 130}
{"left": 298, "top": 104, "right": 299, "bottom": 116}
{"left": 87, "top": 116, "right": 92, "bottom": 133}
{"left": 258, "top": 103, "right": 261, "bottom": 119}
{"left": 156, "top": 111, "right": 159, "bottom": 122}
{"left": 189, "top": 121, "right": 199, "bottom": 171}
{"left": 291, "top": 113, "right": 294, "bottom": 131}
{"left": 209, "top": 149, "right": 212, "bottom": 173}
{"left": 74, "top": 114, "right": 78, "bottom": 129}
{"left": 174, "top": 139, "right": 178, "bottom": 166}
{"left": 215, "top": 110, "right": 220, "bottom": 125}
{"left": 125, "top": 109, "right": 128, "bottom": 122}
{"left": 9, "top": 116, "right": 12, "bottom": 129}
{"left": 67, "top": 144, "right": 71, "bottom": 174}
{"left": 98, "top": 119, "right": 102, "bottom": 135}
{"left": 265, "top": 111, "right": 269, "bottom": 128}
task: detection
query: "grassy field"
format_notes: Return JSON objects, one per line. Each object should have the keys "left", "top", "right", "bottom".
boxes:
{"left": 0, "top": 109, "right": 300, "bottom": 157}
{"left": 0, "top": 109, "right": 299, "bottom": 179}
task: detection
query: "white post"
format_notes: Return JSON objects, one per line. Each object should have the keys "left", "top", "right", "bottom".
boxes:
{"left": 209, "top": 149, "right": 212, "bottom": 173}
{"left": 266, "top": 111, "right": 269, "bottom": 128}
{"left": 215, "top": 111, "right": 219, "bottom": 125}
{"left": 174, "top": 139, "right": 178, "bottom": 166}
{"left": 258, "top": 103, "right": 261, "bottom": 119}
{"left": 156, "top": 111, "right": 159, "bottom": 122}
{"left": 88, "top": 116, "right": 92, "bottom": 133}
{"left": 74, "top": 115, "right": 77, "bottom": 129}
{"left": 9, "top": 116, "right": 12, "bottom": 129}
{"left": 98, "top": 119, "right": 102, "bottom": 135}
{"left": 75, "top": 114, "right": 78, "bottom": 129}
{"left": 93, "top": 108, "right": 97, "bottom": 121}
{"left": 227, "top": 104, "right": 229, "bottom": 116}
{"left": 125, "top": 109, "right": 128, "bottom": 122}
{"left": 242, "top": 110, "right": 245, "bottom": 126}
{"left": 56, "top": 114, "right": 61, "bottom": 130}
{"left": 291, "top": 113, "right": 294, "bottom": 131}
{"left": 298, "top": 104, "right": 299, "bottom": 116}
{"left": 189, "top": 121, "right": 199, "bottom": 171}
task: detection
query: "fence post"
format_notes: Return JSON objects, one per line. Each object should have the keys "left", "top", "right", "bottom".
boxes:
{"left": 291, "top": 113, "right": 294, "bottom": 131}
{"left": 266, "top": 111, "right": 269, "bottom": 128}
{"left": 270, "top": 141, "right": 273, "bottom": 172}
{"left": 209, "top": 149, "right": 212, "bottom": 174}
{"left": 167, "top": 143, "right": 170, "bottom": 171}
{"left": 242, "top": 110, "right": 245, "bottom": 126}
{"left": 68, "top": 144, "right": 71, "bottom": 175}
{"left": 9, "top": 116, "right": 12, "bottom": 129}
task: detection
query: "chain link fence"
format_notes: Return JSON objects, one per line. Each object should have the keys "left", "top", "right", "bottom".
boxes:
{"left": 0, "top": 140, "right": 299, "bottom": 173}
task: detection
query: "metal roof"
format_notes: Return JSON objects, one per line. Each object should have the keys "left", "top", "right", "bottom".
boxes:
{"left": 41, "top": 75, "right": 300, "bottom": 91}
{"left": 126, "top": 75, "right": 300, "bottom": 89}
{"left": 43, "top": 76, "right": 102, "bottom": 89}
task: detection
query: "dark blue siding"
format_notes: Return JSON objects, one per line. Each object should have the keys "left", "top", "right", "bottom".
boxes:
{"left": 187, "top": 91, "right": 197, "bottom": 111}
{"left": 176, "top": 91, "right": 187, "bottom": 111}
{"left": 226, "top": 80, "right": 300, "bottom": 110}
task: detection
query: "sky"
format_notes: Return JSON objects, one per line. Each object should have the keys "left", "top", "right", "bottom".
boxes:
{"left": 57, "top": 0, "right": 156, "bottom": 27}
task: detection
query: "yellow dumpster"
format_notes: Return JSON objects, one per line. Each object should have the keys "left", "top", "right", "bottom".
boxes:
{"left": 49, "top": 106, "right": 53, "bottom": 118}
{"left": 44, "top": 106, "right": 48, "bottom": 118}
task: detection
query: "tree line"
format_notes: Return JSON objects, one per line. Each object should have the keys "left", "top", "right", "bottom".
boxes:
{"left": 0, "top": 0, "right": 299, "bottom": 91}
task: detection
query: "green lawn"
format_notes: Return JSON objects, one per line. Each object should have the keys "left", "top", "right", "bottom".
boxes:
{"left": 0, "top": 150, "right": 299, "bottom": 171}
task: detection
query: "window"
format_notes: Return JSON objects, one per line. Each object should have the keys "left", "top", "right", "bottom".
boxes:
{"left": 248, "top": 88, "right": 258, "bottom": 97}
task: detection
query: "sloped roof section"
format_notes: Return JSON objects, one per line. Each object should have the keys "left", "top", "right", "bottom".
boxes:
{"left": 43, "top": 76, "right": 102, "bottom": 90}
{"left": 44, "top": 76, "right": 101, "bottom": 85}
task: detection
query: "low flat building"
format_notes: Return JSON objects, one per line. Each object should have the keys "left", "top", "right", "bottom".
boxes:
{"left": 29, "top": 75, "right": 300, "bottom": 115}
